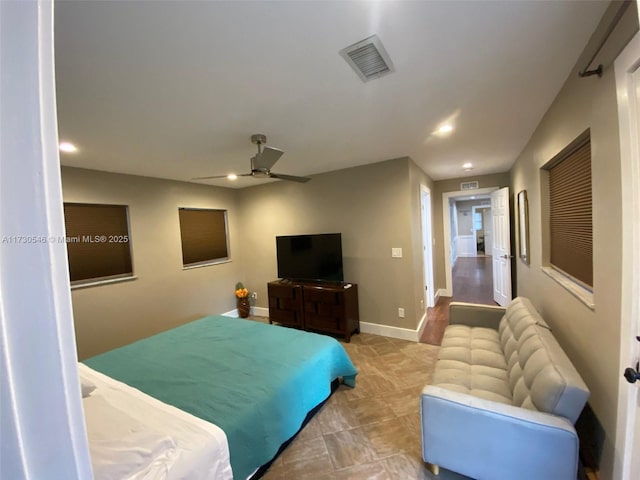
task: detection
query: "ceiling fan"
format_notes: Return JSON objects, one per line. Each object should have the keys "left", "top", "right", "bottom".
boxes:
{"left": 193, "top": 134, "right": 311, "bottom": 183}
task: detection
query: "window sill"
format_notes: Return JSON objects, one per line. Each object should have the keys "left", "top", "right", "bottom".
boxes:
{"left": 541, "top": 267, "right": 594, "bottom": 310}
{"left": 183, "top": 259, "right": 231, "bottom": 270}
{"left": 71, "top": 275, "right": 137, "bottom": 290}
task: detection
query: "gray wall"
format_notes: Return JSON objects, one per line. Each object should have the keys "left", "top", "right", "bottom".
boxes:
{"left": 509, "top": 3, "right": 638, "bottom": 478}
{"left": 238, "top": 157, "right": 433, "bottom": 331}
{"left": 62, "top": 167, "right": 243, "bottom": 359}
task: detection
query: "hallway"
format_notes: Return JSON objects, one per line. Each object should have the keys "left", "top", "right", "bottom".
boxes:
{"left": 420, "top": 256, "right": 495, "bottom": 346}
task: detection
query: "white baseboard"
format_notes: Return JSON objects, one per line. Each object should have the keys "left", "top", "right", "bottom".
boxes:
{"left": 359, "top": 321, "right": 422, "bottom": 342}
{"left": 437, "top": 287, "right": 451, "bottom": 298}
{"left": 227, "top": 306, "right": 426, "bottom": 343}
{"left": 252, "top": 306, "right": 269, "bottom": 317}
{"left": 222, "top": 306, "right": 269, "bottom": 318}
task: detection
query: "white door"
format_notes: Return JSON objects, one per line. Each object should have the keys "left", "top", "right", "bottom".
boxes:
{"left": 421, "top": 186, "right": 435, "bottom": 308}
{"left": 614, "top": 30, "right": 640, "bottom": 480}
{"left": 491, "top": 187, "right": 512, "bottom": 306}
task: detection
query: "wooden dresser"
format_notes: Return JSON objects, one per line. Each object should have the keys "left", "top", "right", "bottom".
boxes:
{"left": 267, "top": 280, "right": 360, "bottom": 342}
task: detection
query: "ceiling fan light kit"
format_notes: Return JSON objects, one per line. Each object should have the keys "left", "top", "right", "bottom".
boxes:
{"left": 250, "top": 134, "right": 267, "bottom": 145}
{"left": 193, "top": 134, "right": 310, "bottom": 184}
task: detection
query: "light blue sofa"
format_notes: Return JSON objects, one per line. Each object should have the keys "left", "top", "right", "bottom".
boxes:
{"left": 420, "top": 297, "right": 590, "bottom": 480}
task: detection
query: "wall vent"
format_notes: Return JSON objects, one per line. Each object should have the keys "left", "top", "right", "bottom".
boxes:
{"left": 460, "top": 181, "right": 479, "bottom": 191}
{"left": 339, "top": 35, "right": 394, "bottom": 82}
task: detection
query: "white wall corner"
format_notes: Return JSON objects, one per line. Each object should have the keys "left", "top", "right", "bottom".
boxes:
{"left": 434, "top": 289, "right": 442, "bottom": 304}
{"left": 437, "top": 288, "right": 451, "bottom": 298}
{"left": 416, "top": 312, "right": 428, "bottom": 340}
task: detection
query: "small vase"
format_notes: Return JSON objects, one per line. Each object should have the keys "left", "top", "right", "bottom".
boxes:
{"left": 237, "top": 297, "right": 250, "bottom": 318}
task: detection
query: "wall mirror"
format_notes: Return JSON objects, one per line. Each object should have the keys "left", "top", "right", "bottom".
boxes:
{"left": 517, "top": 190, "right": 530, "bottom": 265}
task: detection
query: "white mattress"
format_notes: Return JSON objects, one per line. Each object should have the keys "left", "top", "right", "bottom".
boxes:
{"left": 79, "top": 364, "right": 233, "bottom": 480}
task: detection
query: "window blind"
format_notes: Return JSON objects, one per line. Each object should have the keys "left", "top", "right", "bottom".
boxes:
{"left": 178, "top": 208, "right": 229, "bottom": 266}
{"left": 64, "top": 203, "right": 133, "bottom": 283}
{"left": 548, "top": 138, "right": 593, "bottom": 287}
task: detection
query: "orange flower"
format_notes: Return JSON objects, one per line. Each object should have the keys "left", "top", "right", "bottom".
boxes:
{"left": 235, "top": 288, "right": 249, "bottom": 298}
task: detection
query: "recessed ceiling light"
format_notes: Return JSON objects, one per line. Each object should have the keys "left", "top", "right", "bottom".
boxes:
{"left": 463, "top": 162, "right": 473, "bottom": 169}
{"left": 59, "top": 142, "right": 77, "bottom": 153}
{"left": 437, "top": 124, "right": 454, "bottom": 135}
{"left": 227, "top": 174, "right": 238, "bottom": 180}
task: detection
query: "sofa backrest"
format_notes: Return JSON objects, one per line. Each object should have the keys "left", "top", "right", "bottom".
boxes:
{"left": 498, "top": 297, "right": 590, "bottom": 423}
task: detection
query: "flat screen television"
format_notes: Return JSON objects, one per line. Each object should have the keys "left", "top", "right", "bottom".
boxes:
{"left": 276, "top": 233, "right": 344, "bottom": 283}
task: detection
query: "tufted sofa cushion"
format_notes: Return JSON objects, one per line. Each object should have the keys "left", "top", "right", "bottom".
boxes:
{"left": 432, "top": 297, "right": 589, "bottom": 421}
{"left": 433, "top": 324, "right": 510, "bottom": 404}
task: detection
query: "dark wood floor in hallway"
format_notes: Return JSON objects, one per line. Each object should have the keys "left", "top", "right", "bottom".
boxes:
{"left": 420, "top": 256, "right": 496, "bottom": 346}
{"left": 452, "top": 256, "right": 495, "bottom": 304}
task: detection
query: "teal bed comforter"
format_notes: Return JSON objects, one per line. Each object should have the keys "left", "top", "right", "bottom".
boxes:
{"left": 84, "top": 316, "right": 358, "bottom": 479}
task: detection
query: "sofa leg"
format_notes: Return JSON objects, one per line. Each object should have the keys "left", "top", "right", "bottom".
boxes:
{"left": 426, "top": 462, "right": 440, "bottom": 475}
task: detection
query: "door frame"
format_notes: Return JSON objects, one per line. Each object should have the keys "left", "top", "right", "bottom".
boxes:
{"left": 421, "top": 185, "right": 435, "bottom": 308}
{"left": 614, "top": 30, "right": 640, "bottom": 480}
{"left": 1, "top": 0, "right": 92, "bottom": 477}
{"left": 442, "top": 187, "right": 498, "bottom": 296}
{"left": 472, "top": 205, "right": 491, "bottom": 255}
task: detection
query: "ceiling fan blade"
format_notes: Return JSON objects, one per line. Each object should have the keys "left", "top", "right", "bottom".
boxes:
{"left": 268, "top": 173, "right": 311, "bottom": 183}
{"left": 253, "top": 146, "right": 283, "bottom": 171}
{"left": 191, "top": 174, "right": 229, "bottom": 180}
{"left": 192, "top": 173, "right": 252, "bottom": 180}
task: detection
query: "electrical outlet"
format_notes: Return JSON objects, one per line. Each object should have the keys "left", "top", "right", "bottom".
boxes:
{"left": 251, "top": 292, "right": 257, "bottom": 301}
{"left": 391, "top": 247, "right": 403, "bottom": 258}
{"left": 420, "top": 299, "right": 424, "bottom": 310}
{"left": 398, "top": 307, "right": 405, "bottom": 318}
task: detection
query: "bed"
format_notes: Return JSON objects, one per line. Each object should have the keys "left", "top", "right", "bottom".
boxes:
{"left": 83, "top": 315, "right": 358, "bottom": 479}
{"left": 80, "top": 364, "right": 233, "bottom": 480}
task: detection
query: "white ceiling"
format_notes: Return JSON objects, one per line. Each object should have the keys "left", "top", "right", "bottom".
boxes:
{"left": 54, "top": 0, "right": 608, "bottom": 188}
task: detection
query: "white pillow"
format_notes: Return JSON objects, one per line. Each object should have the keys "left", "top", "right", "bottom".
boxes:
{"left": 83, "top": 395, "right": 177, "bottom": 480}
{"left": 80, "top": 377, "right": 96, "bottom": 398}
{"left": 89, "top": 431, "right": 176, "bottom": 480}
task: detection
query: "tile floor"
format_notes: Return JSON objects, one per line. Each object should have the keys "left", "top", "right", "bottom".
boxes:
{"left": 257, "top": 330, "right": 469, "bottom": 480}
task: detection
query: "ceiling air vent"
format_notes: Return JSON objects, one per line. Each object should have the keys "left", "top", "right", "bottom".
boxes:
{"left": 461, "top": 181, "right": 479, "bottom": 191}
{"left": 339, "top": 35, "right": 394, "bottom": 82}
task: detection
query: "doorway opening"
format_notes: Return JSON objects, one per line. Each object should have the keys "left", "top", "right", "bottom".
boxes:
{"left": 442, "top": 188, "right": 498, "bottom": 304}
{"left": 453, "top": 199, "right": 494, "bottom": 304}
{"left": 472, "top": 205, "right": 492, "bottom": 255}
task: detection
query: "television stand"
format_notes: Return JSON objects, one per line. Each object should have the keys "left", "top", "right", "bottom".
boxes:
{"left": 267, "top": 280, "right": 360, "bottom": 342}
